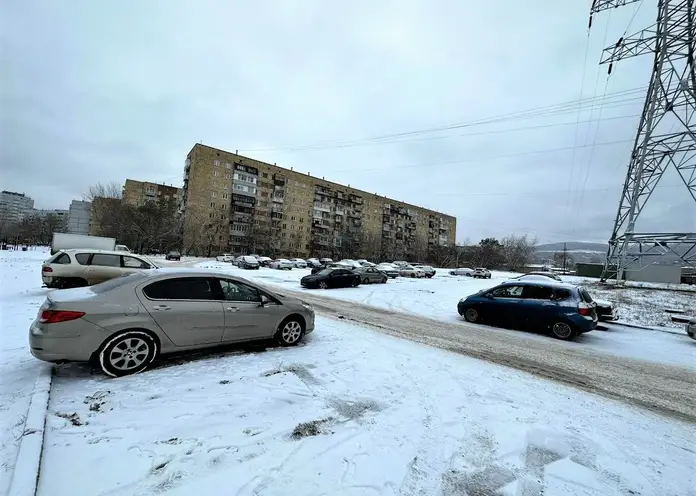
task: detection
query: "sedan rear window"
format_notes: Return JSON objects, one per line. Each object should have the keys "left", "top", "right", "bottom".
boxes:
{"left": 91, "top": 272, "right": 148, "bottom": 294}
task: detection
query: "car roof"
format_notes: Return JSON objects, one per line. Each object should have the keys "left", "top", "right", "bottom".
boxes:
{"left": 61, "top": 249, "right": 143, "bottom": 256}
{"left": 501, "top": 279, "right": 576, "bottom": 290}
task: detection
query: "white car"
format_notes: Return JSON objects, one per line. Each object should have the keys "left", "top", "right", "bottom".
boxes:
{"left": 257, "top": 256, "right": 273, "bottom": 266}
{"left": 392, "top": 261, "right": 408, "bottom": 267}
{"left": 339, "top": 259, "right": 363, "bottom": 269}
{"left": 472, "top": 267, "right": 491, "bottom": 279}
{"left": 270, "top": 258, "right": 294, "bottom": 270}
{"left": 291, "top": 258, "right": 308, "bottom": 268}
{"left": 216, "top": 253, "right": 234, "bottom": 262}
{"left": 42, "top": 249, "right": 157, "bottom": 289}
{"left": 449, "top": 267, "right": 473, "bottom": 276}
{"left": 376, "top": 263, "right": 400, "bottom": 278}
{"left": 400, "top": 265, "right": 425, "bottom": 278}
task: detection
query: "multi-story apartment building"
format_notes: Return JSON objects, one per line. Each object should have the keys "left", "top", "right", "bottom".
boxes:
{"left": 181, "top": 144, "right": 456, "bottom": 258}
{"left": 0, "top": 190, "right": 35, "bottom": 224}
{"left": 67, "top": 200, "right": 92, "bottom": 235}
{"left": 122, "top": 179, "right": 180, "bottom": 208}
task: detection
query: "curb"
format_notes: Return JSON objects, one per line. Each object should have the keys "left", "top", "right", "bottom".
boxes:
{"left": 8, "top": 365, "right": 53, "bottom": 496}
{"left": 612, "top": 321, "right": 686, "bottom": 336}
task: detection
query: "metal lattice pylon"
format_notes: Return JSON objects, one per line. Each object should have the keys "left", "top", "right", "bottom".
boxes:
{"left": 589, "top": 0, "right": 696, "bottom": 282}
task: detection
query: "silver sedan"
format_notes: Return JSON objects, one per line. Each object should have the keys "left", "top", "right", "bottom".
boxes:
{"left": 29, "top": 268, "right": 315, "bottom": 377}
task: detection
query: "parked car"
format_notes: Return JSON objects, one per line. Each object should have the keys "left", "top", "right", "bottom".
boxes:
{"left": 257, "top": 256, "right": 273, "bottom": 267}
{"left": 233, "top": 256, "right": 244, "bottom": 266}
{"left": 400, "top": 265, "right": 426, "bottom": 278}
{"left": 594, "top": 298, "right": 618, "bottom": 321}
{"left": 270, "top": 258, "right": 294, "bottom": 270}
{"left": 320, "top": 258, "right": 333, "bottom": 265}
{"left": 216, "top": 253, "right": 234, "bottom": 262}
{"left": 414, "top": 265, "right": 436, "bottom": 278}
{"left": 290, "top": 258, "right": 308, "bottom": 269}
{"left": 522, "top": 271, "right": 563, "bottom": 282}
{"left": 300, "top": 267, "right": 361, "bottom": 289}
{"left": 457, "top": 280, "right": 597, "bottom": 340}
{"left": 238, "top": 255, "right": 260, "bottom": 270}
{"left": 392, "top": 261, "right": 408, "bottom": 267}
{"left": 472, "top": 268, "right": 491, "bottom": 279}
{"left": 355, "top": 266, "right": 388, "bottom": 284}
{"left": 41, "top": 250, "right": 157, "bottom": 289}
{"left": 376, "top": 263, "right": 400, "bottom": 278}
{"left": 307, "top": 258, "right": 322, "bottom": 268}
{"left": 449, "top": 267, "right": 474, "bottom": 276}
{"left": 686, "top": 317, "right": 696, "bottom": 340}
{"left": 311, "top": 263, "right": 343, "bottom": 274}
{"left": 339, "top": 259, "right": 363, "bottom": 269}
{"left": 29, "top": 269, "right": 315, "bottom": 376}
{"left": 165, "top": 251, "right": 181, "bottom": 261}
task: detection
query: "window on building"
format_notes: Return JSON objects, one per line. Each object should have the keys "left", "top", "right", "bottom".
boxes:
{"left": 211, "top": 202, "right": 216, "bottom": 208}
{"left": 212, "top": 192, "right": 217, "bottom": 198}
{"left": 225, "top": 174, "right": 230, "bottom": 179}
{"left": 222, "top": 193, "right": 228, "bottom": 199}
{"left": 213, "top": 170, "right": 219, "bottom": 177}
{"left": 214, "top": 160, "right": 220, "bottom": 166}
{"left": 282, "top": 223, "right": 287, "bottom": 229}
{"left": 226, "top": 163, "right": 231, "bottom": 169}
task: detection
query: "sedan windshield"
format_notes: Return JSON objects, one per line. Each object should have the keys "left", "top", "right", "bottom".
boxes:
{"left": 315, "top": 269, "right": 334, "bottom": 276}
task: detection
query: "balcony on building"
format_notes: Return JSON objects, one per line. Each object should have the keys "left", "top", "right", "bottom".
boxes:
{"left": 335, "top": 206, "right": 345, "bottom": 215}
{"left": 234, "top": 163, "right": 258, "bottom": 175}
{"left": 272, "top": 193, "right": 284, "bottom": 203}
{"left": 313, "top": 202, "right": 331, "bottom": 212}
{"left": 382, "top": 224, "right": 391, "bottom": 231}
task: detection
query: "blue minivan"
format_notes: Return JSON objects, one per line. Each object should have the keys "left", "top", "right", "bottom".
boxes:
{"left": 457, "top": 280, "right": 598, "bottom": 340}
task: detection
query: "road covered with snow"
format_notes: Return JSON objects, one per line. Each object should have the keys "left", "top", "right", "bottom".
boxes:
{"left": 199, "top": 262, "right": 696, "bottom": 371}
{"left": 1, "top": 250, "right": 694, "bottom": 495}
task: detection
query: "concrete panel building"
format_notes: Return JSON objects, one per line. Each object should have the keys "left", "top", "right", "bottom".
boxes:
{"left": 181, "top": 144, "right": 456, "bottom": 258}
{"left": 67, "top": 200, "right": 92, "bottom": 235}
{"left": 0, "top": 191, "right": 34, "bottom": 224}
{"left": 123, "top": 179, "right": 181, "bottom": 208}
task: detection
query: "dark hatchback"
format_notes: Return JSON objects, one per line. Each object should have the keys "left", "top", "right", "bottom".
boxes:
{"left": 457, "top": 280, "right": 597, "bottom": 340}
{"left": 301, "top": 268, "right": 361, "bottom": 289}
{"left": 165, "top": 251, "right": 181, "bottom": 261}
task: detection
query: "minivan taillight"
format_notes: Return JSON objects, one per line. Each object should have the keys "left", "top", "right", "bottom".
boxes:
{"left": 578, "top": 304, "right": 592, "bottom": 317}
{"left": 42, "top": 266, "right": 53, "bottom": 273}
{"left": 40, "top": 310, "right": 85, "bottom": 324}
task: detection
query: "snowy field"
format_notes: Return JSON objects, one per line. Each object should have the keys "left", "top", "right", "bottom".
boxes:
{"left": 198, "top": 263, "right": 696, "bottom": 370}
{"left": 1, "top": 250, "right": 695, "bottom": 496}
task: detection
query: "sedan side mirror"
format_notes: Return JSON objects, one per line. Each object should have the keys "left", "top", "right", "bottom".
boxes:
{"left": 259, "top": 295, "right": 269, "bottom": 307}
{"left": 484, "top": 293, "right": 494, "bottom": 299}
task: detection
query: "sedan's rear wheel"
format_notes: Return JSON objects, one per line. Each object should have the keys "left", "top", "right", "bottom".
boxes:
{"left": 381, "top": 277, "right": 387, "bottom": 283}
{"left": 362, "top": 277, "right": 370, "bottom": 284}
{"left": 319, "top": 281, "right": 328, "bottom": 289}
{"left": 464, "top": 308, "right": 480, "bottom": 323}
{"left": 276, "top": 318, "right": 304, "bottom": 346}
{"left": 551, "top": 321, "right": 577, "bottom": 340}
{"left": 351, "top": 279, "right": 360, "bottom": 287}
{"left": 99, "top": 331, "right": 158, "bottom": 377}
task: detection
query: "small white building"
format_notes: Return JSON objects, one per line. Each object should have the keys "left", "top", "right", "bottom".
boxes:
{"left": 67, "top": 200, "right": 92, "bottom": 235}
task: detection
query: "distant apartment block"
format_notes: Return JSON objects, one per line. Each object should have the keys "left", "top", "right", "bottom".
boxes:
{"left": 123, "top": 179, "right": 181, "bottom": 208}
{"left": 67, "top": 200, "right": 92, "bottom": 235}
{"left": 180, "top": 144, "right": 456, "bottom": 257}
{"left": 0, "top": 190, "right": 35, "bottom": 224}
{"left": 30, "top": 208, "right": 69, "bottom": 219}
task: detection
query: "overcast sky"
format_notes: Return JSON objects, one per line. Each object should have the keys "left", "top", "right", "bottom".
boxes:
{"left": 1, "top": 0, "right": 694, "bottom": 244}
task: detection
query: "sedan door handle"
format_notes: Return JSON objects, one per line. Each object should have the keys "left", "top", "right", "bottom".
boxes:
{"left": 153, "top": 305, "right": 171, "bottom": 311}
{"left": 226, "top": 307, "right": 240, "bottom": 312}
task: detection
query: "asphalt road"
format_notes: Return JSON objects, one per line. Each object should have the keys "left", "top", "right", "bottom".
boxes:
{"left": 278, "top": 287, "right": 696, "bottom": 423}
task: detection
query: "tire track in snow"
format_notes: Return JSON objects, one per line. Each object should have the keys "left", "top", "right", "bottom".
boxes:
{"left": 278, "top": 288, "right": 696, "bottom": 423}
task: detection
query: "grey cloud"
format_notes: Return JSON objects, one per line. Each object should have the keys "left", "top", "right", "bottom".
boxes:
{"left": 1, "top": 0, "right": 690, "bottom": 243}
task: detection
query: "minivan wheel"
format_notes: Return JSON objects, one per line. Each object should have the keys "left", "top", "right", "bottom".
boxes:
{"left": 464, "top": 308, "right": 479, "bottom": 323}
{"left": 98, "top": 331, "right": 158, "bottom": 377}
{"left": 276, "top": 318, "right": 304, "bottom": 346}
{"left": 551, "top": 321, "right": 576, "bottom": 340}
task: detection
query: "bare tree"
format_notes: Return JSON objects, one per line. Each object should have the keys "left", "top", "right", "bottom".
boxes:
{"left": 83, "top": 181, "right": 122, "bottom": 201}
{"left": 501, "top": 234, "right": 537, "bottom": 271}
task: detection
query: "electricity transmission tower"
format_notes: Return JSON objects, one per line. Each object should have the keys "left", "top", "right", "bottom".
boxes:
{"left": 588, "top": 0, "right": 696, "bottom": 282}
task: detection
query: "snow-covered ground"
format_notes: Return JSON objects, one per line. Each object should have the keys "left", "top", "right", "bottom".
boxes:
{"left": 197, "top": 263, "right": 696, "bottom": 370}
{"left": 37, "top": 318, "right": 696, "bottom": 496}
{"left": 2, "top": 250, "right": 695, "bottom": 496}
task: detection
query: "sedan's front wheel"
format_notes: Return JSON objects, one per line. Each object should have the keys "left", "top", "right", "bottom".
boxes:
{"left": 98, "top": 331, "right": 158, "bottom": 377}
{"left": 276, "top": 318, "right": 305, "bottom": 346}
{"left": 463, "top": 308, "right": 480, "bottom": 323}
{"left": 363, "top": 277, "right": 370, "bottom": 284}
{"left": 319, "top": 281, "right": 328, "bottom": 289}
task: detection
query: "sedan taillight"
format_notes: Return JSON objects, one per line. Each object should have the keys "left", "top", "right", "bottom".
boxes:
{"left": 42, "top": 266, "right": 53, "bottom": 273}
{"left": 40, "top": 310, "right": 85, "bottom": 324}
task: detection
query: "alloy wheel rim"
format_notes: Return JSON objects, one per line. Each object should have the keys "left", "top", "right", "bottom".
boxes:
{"left": 282, "top": 322, "right": 302, "bottom": 343}
{"left": 109, "top": 337, "right": 149, "bottom": 371}
{"left": 320, "top": 281, "right": 327, "bottom": 289}
{"left": 552, "top": 322, "right": 572, "bottom": 338}
{"left": 465, "top": 309, "right": 478, "bottom": 322}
